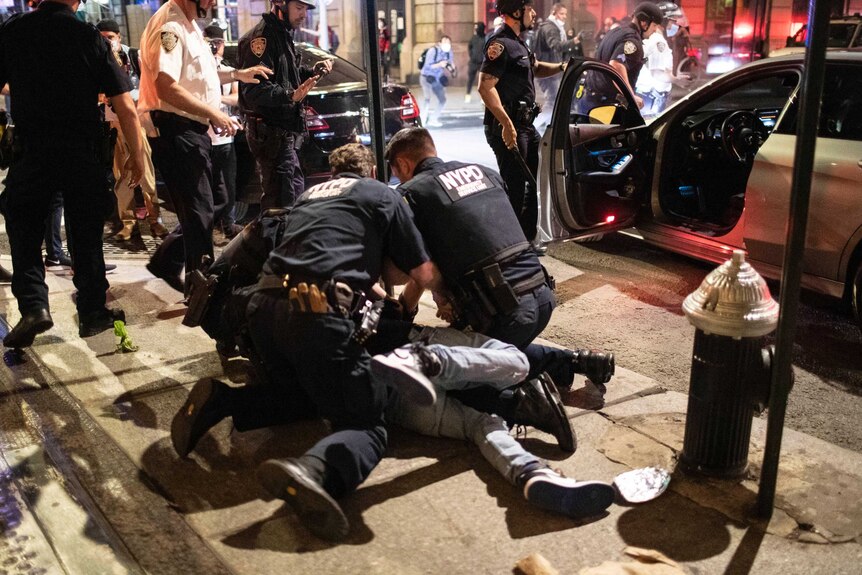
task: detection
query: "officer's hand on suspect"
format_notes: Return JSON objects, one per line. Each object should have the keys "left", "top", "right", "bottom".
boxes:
{"left": 292, "top": 75, "right": 321, "bottom": 102}
{"left": 235, "top": 65, "right": 273, "bottom": 85}
{"left": 432, "top": 290, "right": 456, "bottom": 323}
{"left": 312, "top": 59, "right": 333, "bottom": 77}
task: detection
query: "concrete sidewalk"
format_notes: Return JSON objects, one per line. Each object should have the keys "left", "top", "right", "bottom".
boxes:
{"left": 0, "top": 251, "right": 861, "bottom": 574}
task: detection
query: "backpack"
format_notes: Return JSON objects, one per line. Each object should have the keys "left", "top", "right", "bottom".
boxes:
{"left": 417, "top": 47, "right": 430, "bottom": 70}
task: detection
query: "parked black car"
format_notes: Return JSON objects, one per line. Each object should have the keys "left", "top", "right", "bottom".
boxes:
{"left": 223, "top": 41, "right": 422, "bottom": 209}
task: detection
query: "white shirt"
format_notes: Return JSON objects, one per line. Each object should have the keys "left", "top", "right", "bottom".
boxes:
{"left": 636, "top": 30, "right": 673, "bottom": 93}
{"left": 137, "top": 0, "right": 221, "bottom": 127}
{"left": 209, "top": 57, "right": 236, "bottom": 146}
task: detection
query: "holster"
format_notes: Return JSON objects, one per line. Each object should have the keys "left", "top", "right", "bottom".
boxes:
{"left": 182, "top": 269, "right": 219, "bottom": 327}
{"left": 98, "top": 122, "right": 118, "bottom": 169}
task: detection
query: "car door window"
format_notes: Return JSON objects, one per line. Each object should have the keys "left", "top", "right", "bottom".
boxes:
{"left": 776, "top": 64, "right": 862, "bottom": 142}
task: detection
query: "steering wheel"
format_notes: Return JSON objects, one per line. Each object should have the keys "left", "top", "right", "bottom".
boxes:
{"left": 720, "top": 111, "right": 765, "bottom": 163}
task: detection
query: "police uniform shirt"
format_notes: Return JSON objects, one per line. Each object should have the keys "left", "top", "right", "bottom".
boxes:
{"left": 264, "top": 173, "right": 430, "bottom": 292}
{"left": 0, "top": 1, "right": 130, "bottom": 143}
{"left": 400, "top": 157, "right": 541, "bottom": 287}
{"left": 595, "top": 21, "right": 645, "bottom": 87}
{"left": 137, "top": 0, "right": 221, "bottom": 126}
{"left": 480, "top": 24, "right": 536, "bottom": 127}
{"left": 237, "top": 13, "right": 314, "bottom": 130}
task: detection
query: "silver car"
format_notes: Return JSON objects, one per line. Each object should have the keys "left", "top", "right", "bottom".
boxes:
{"left": 539, "top": 51, "right": 862, "bottom": 328}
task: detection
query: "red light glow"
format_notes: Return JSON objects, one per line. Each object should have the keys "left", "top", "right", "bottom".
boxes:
{"left": 605, "top": 215, "right": 616, "bottom": 223}
{"left": 733, "top": 23, "right": 754, "bottom": 39}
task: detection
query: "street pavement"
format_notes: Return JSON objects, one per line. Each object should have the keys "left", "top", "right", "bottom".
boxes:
{"left": 1, "top": 90, "right": 860, "bottom": 572}
{"left": 1, "top": 221, "right": 862, "bottom": 573}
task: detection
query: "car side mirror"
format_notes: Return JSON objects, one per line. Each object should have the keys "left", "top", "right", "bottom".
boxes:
{"left": 589, "top": 105, "right": 617, "bottom": 125}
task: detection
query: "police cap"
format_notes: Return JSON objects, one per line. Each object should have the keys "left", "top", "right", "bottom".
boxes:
{"left": 203, "top": 24, "right": 225, "bottom": 40}
{"left": 494, "top": 0, "right": 532, "bottom": 18}
{"left": 96, "top": 19, "right": 121, "bottom": 34}
{"left": 633, "top": 2, "right": 664, "bottom": 25}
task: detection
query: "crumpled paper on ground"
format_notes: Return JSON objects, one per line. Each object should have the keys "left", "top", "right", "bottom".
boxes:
{"left": 515, "top": 552, "right": 559, "bottom": 575}
{"left": 578, "top": 547, "right": 686, "bottom": 574}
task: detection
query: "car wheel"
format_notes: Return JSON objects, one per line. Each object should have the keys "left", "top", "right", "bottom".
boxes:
{"left": 676, "top": 56, "right": 701, "bottom": 83}
{"left": 852, "top": 263, "right": 862, "bottom": 334}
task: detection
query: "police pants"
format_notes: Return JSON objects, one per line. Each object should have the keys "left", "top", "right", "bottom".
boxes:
{"left": 148, "top": 116, "right": 226, "bottom": 277}
{"left": 485, "top": 123, "right": 541, "bottom": 242}
{"left": 246, "top": 121, "right": 305, "bottom": 210}
{"left": 2, "top": 144, "right": 111, "bottom": 315}
{"left": 246, "top": 293, "right": 389, "bottom": 499}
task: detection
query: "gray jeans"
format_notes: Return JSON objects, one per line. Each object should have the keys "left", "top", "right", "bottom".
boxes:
{"left": 387, "top": 327, "right": 540, "bottom": 485}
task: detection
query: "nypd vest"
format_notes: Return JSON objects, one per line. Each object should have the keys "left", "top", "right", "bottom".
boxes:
{"left": 402, "top": 160, "right": 530, "bottom": 284}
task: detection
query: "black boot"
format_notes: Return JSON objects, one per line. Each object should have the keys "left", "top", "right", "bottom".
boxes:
{"left": 171, "top": 378, "right": 230, "bottom": 458}
{"left": 572, "top": 349, "right": 615, "bottom": 385}
{"left": 508, "top": 373, "right": 575, "bottom": 453}
{"left": 3, "top": 308, "right": 53, "bottom": 348}
{"left": 257, "top": 458, "right": 349, "bottom": 542}
{"left": 79, "top": 307, "right": 125, "bottom": 338}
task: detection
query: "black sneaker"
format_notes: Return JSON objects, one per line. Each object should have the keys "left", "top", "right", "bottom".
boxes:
{"left": 257, "top": 458, "right": 350, "bottom": 542}
{"left": 521, "top": 467, "right": 615, "bottom": 519}
{"left": 45, "top": 253, "right": 73, "bottom": 268}
{"left": 572, "top": 349, "right": 615, "bottom": 385}
{"left": 509, "top": 373, "right": 575, "bottom": 452}
{"left": 78, "top": 307, "right": 125, "bottom": 338}
{"left": 171, "top": 378, "right": 228, "bottom": 458}
{"left": 370, "top": 342, "right": 441, "bottom": 406}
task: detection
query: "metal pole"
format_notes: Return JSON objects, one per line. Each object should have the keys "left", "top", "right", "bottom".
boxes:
{"left": 318, "top": 1, "right": 329, "bottom": 52}
{"left": 756, "top": 0, "right": 830, "bottom": 518}
{"left": 362, "top": 0, "right": 387, "bottom": 183}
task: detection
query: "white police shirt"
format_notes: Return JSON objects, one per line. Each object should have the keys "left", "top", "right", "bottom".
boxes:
{"left": 137, "top": 0, "right": 220, "bottom": 127}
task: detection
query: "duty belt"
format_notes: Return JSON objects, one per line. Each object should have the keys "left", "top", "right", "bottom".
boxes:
{"left": 255, "top": 274, "right": 361, "bottom": 316}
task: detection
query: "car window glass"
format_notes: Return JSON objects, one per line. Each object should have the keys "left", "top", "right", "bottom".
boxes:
{"left": 694, "top": 73, "right": 798, "bottom": 115}
{"left": 776, "top": 64, "right": 862, "bottom": 142}
{"left": 570, "top": 67, "right": 637, "bottom": 125}
{"left": 297, "top": 42, "right": 366, "bottom": 87}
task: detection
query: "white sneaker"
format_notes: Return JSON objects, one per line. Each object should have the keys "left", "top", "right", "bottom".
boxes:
{"left": 464, "top": 94, "right": 472, "bottom": 103}
{"left": 426, "top": 120, "right": 444, "bottom": 128}
{"left": 370, "top": 342, "right": 441, "bottom": 406}
{"left": 523, "top": 468, "right": 615, "bottom": 519}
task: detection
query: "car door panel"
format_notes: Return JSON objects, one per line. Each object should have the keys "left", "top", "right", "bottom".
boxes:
{"left": 540, "top": 61, "right": 650, "bottom": 241}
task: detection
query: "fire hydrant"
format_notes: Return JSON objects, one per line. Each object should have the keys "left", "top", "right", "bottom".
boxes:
{"left": 679, "top": 250, "right": 780, "bottom": 478}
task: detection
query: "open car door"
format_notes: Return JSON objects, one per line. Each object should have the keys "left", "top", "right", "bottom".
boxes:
{"left": 539, "top": 59, "right": 653, "bottom": 242}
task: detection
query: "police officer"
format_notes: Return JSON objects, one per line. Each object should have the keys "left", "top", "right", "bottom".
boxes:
{"left": 478, "top": 0, "right": 567, "bottom": 249}
{"left": 385, "top": 127, "right": 614, "bottom": 391}
{"left": 237, "top": 0, "right": 333, "bottom": 210}
{"left": 591, "top": 1, "right": 662, "bottom": 110}
{"left": 172, "top": 143, "right": 444, "bottom": 541}
{"left": 0, "top": 0, "right": 144, "bottom": 348}
{"left": 138, "top": 0, "right": 271, "bottom": 293}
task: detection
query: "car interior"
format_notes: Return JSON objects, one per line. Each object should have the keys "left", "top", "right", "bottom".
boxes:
{"left": 657, "top": 72, "right": 800, "bottom": 233}
{"left": 561, "top": 71, "right": 652, "bottom": 229}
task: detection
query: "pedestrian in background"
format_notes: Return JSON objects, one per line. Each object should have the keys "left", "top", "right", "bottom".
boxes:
{"left": 465, "top": 22, "right": 485, "bottom": 103}
{"left": 97, "top": 18, "right": 169, "bottom": 242}
{"left": 419, "top": 34, "right": 454, "bottom": 128}
{"left": 238, "top": 0, "right": 332, "bottom": 210}
{"left": 204, "top": 23, "right": 243, "bottom": 239}
{"left": 534, "top": 3, "right": 581, "bottom": 126}
{"left": 0, "top": 0, "right": 144, "bottom": 348}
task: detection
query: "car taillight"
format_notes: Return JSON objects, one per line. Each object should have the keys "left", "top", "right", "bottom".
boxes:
{"left": 400, "top": 93, "right": 419, "bottom": 119}
{"left": 305, "top": 106, "right": 330, "bottom": 131}
{"left": 605, "top": 215, "right": 616, "bottom": 224}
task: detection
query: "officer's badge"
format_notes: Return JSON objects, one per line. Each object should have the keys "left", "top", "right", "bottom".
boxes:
{"left": 160, "top": 31, "right": 179, "bottom": 53}
{"left": 487, "top": 41, "right": 504, "bottom": 60}
{"left": 623, "top": 40, "right": 637, "bottom": 55}
{"left": 251, "top": 37, "right": 267, "bottom": 58}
